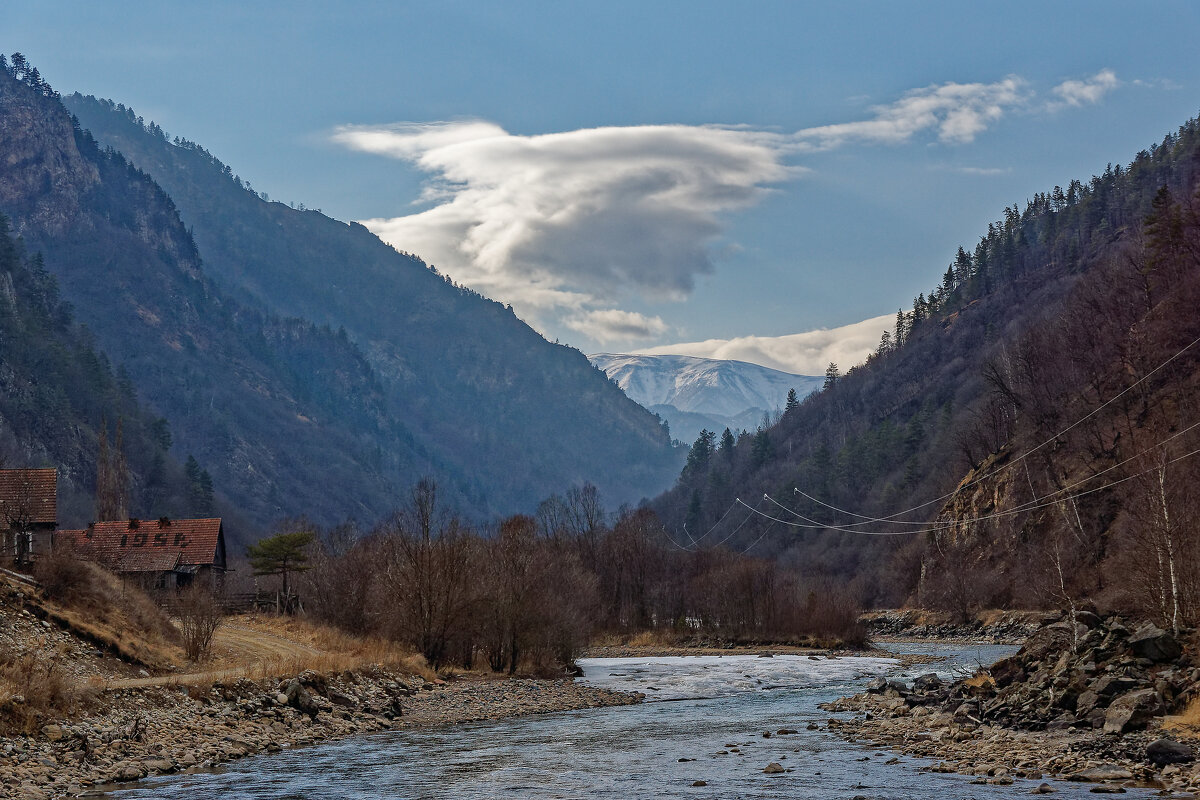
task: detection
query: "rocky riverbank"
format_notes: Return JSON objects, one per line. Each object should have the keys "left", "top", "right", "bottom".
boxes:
{"left": 825, "top": 611, "right": 1200, "bottom": 793}
{"left": 0, "top": 668, "right": 643, "bottom": 800}
{"left": 863, "top": 609, "right": 1043, "bottom": 644}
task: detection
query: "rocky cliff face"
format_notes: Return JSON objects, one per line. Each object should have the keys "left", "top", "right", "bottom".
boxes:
{"left": 0, "top": 76, "right": 96, "bottom": 235}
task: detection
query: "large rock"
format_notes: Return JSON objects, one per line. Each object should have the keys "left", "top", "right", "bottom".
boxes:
{"left": 282, "top": 677, "right": 321, "bottom": 718}
{"left": 1067, "top": 765, "right": 1133, "bottom": 782}
{"left": 989, "top": 657, "right": 1025, "bottom": 688}
{"left": 913, "top": 673, "right": 943, "bottom": 692}
{"left": 1103, "top": 689, "right": 1163, "bottom": 734}
{"left": 1019, "top": 625, "right": 1074, "bottom": 662}
{"left": 1127, "top": 623, "right": 1181, "bottom": 663}
{"left": 1146, "top": 738, "right": 1195, "bottom": 766}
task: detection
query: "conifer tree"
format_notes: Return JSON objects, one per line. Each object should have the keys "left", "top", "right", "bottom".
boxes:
{"left": 823, "top": 362, "right": 841, "bottom": 391}
{"left": 719, "top": 427, "right": 736, "bottom": 462}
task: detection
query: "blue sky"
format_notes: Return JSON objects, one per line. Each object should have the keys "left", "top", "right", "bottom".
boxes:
{"left": 8, "top": 1, "right": 1200, "bottom": 372}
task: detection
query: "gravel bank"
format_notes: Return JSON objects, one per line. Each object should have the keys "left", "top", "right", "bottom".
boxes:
{"left": 824, "top": 611, "right": 1200, "bottom": 794}
{"left": 0, "top": 668, "right": 642, "bottom": 799}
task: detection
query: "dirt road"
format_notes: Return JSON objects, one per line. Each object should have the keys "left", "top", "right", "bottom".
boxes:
{"left": 102, "top": 620, "right": 326, "bottom": 689}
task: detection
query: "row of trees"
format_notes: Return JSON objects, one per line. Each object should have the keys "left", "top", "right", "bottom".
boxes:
{"left": 283, "top": 480, "right": 864, "bottom": 673}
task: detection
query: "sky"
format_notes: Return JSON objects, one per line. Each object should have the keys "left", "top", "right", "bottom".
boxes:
{"left": 8, "top": 1, "right": 1200, "bottom": 374}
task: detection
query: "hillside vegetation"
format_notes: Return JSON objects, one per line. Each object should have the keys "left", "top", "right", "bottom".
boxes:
{"left": 655, "top": 112, "right": 1200, "bottom": 626}
{"left": 61, "top": 90, "right": 680, "bottom": 521}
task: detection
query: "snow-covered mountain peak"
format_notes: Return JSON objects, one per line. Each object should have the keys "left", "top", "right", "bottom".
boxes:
{"left": 589, "top": 353, "right": 823, "bottom": 441}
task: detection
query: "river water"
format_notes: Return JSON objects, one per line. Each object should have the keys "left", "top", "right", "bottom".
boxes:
{"left": 108, "top": 643, "right": 1157, "bottom": 799}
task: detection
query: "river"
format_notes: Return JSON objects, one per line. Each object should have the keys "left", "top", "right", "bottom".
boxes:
{"left": 107, "top": 642, "right": 1157, "bottom": 799}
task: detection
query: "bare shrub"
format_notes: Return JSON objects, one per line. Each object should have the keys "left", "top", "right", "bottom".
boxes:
{"left": 0, "top": 643, "right": 93, "bottom": 735}
{"left": 797, "top": 581, "right": 868, "bottom": 647}
{"left": 177, "top": 584, "right": 223, "bottom": 662}
{"left": 33, "top": 545, "right": 94, "bottom": 605}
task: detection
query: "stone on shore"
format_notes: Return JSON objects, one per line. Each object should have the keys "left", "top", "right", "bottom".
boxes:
{"left": 1102, "top": 689, "right": 1162, "bottom": 734}
{"left": 1146, "top": 738, "right": 1195, "bottom": 766}
{"left": 1126, "top": 623, "right": 1182, "bottom": 663}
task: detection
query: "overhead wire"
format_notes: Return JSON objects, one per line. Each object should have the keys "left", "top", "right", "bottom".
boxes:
{"left": 739, "top": 441, "right": 1200, "bottom": 536}
{"left": 779, "top": 418, "right": 1200, "bottom": 531}
{"left": 787, "top": 331, "right": 1200, "bottom": 525}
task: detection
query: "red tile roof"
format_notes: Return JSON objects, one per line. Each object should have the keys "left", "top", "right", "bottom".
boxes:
{"left": 116, "top": 548, "right": 183, "bottom": 573}
{"left": 0, "top": 469, "right": 57, "bottom": 526}
{"left": 58, "top": 518, "right": 225, "bottom": 571}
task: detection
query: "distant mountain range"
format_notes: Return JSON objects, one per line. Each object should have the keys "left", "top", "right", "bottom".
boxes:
{"left": 589, "top": 353, "right": 821, "bottom": 442}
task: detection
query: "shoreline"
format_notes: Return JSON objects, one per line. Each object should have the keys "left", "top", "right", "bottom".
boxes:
{"left": 0, "top": 668, "right": 642, "bottom": 800}
{"left": 822, "top": 689, "right": 1193, "bottom": 793}
{"left": 822, "top": 614, "right": 1200, "bottom": 795}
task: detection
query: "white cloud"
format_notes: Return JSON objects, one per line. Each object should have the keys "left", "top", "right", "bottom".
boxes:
{"left": 635, "top": 313, "right": 895, "bottom": 375}
{"left": 1049, "top": 69, "right": 1119, "bottom": 110}
{"left": 332, "top": 73, "right": 1103, "bottom": 347}
{"left": 564, "top": 308, "right": 669, "bottom": 344}
{"left": 955, "top": 166, "right": 1011, "bottom": 176}
{"left": 794, "top": 77, "right": 1027, "bottom": 148}
{"left": 337, "top": 122, "right": 796, "bottom": 313}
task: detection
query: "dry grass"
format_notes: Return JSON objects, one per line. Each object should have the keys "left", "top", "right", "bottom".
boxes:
{"left": 0, "top": 642, "right": 96, "bottom": 735}
{"left": 29, "top": 555, "right": 185, "bottom": 669}
{"left": 209, "top": 613, "right": 439, "bottom": 683}
{"left": 962, "top": 671, "right": 997, "bottom": 693}
{"left": 1163, "top": 697, "right": 1200, "bottom": 737}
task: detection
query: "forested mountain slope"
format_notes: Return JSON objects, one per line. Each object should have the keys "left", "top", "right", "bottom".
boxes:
{"left": 62, "top": 92, "right": 680, "bottom": 516}
{"left": 0, "top": 215, "right": 208, "bottom": 527}
{"left": 0, "top": 57, "right": 420, "bottom": 533}
{"left": 655, "top": 112, "right": 1200, "bottom": 626}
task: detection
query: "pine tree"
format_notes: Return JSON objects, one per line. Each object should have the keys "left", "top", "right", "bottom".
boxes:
{"left": 185, "top": 455, "right": 216, "bottom": 516}
{"left": 719, "top": 427, "right": 736, "bottom": 461}
{"left": 682, "top": 429, "right": 716, "bottom": 483}
{"left": 111, "top": 417, "right": 129, "bottom": 520}
{"left": 751, "top": 429, "right": 774, "bottom": 467}
{"left": 823, "top": 362, "right": 841, "bottom": 391}
{"left": 785, "top": 388, "right": 799, "bottom": 415}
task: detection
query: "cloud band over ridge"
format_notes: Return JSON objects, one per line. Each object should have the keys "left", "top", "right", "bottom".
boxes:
{"left": 333, "top": 72, "right": 1117, "bottom": 348}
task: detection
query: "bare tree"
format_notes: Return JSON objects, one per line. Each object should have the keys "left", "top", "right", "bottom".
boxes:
{"left": 380, "top": 479, "right": 480, "bottom": 669}
{"left": 177, "top": 584, "right": 223, "bottom": 662}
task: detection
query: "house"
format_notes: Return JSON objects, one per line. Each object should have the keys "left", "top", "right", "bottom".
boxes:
{"left": 57, "top": 517, "right": 228, "bottom": 591}
{"left": 0, "top": 468, "right": 57, "bottom": 568}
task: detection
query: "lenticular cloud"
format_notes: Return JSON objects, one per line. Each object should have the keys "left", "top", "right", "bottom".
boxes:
{"left": 332, "top": 73, "right": 1106, "bottom": 346}
{"left": 335, "top": 121, "right": 794, "bottom": 310}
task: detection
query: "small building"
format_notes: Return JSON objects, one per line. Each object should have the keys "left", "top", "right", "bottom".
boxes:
{"left": 57, "top": 517, "right": 228, "bottom": 591}
{"left": 0, "top": 468, "right": 57, "bottom": 568}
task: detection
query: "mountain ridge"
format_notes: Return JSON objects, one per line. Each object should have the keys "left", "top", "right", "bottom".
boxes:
{"left": 650, "top": 111, "right": 1200, "bottom": 624}
{"left": 62, "top": 92, "right": 681, "bottom": 519}
{"left": 589, "top": 352, "right": 822, "bottom": 442}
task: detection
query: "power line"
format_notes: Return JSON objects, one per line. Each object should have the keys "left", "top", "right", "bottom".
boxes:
{"left": 789, "top": 330, "right": 1200, "bottom": 525}
{"left": 741, "top": 442, "right": 1200, "bottom": 536}
{"left": 784, "top": 418, "right": 1200, "bottom": 530}
{"left": 705, "top": 495, "right": 764, "bottom": 549}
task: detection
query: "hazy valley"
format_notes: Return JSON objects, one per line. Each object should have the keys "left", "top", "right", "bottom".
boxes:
{"left": 2, "top": 13, "right": 1200, "bottom": 797}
